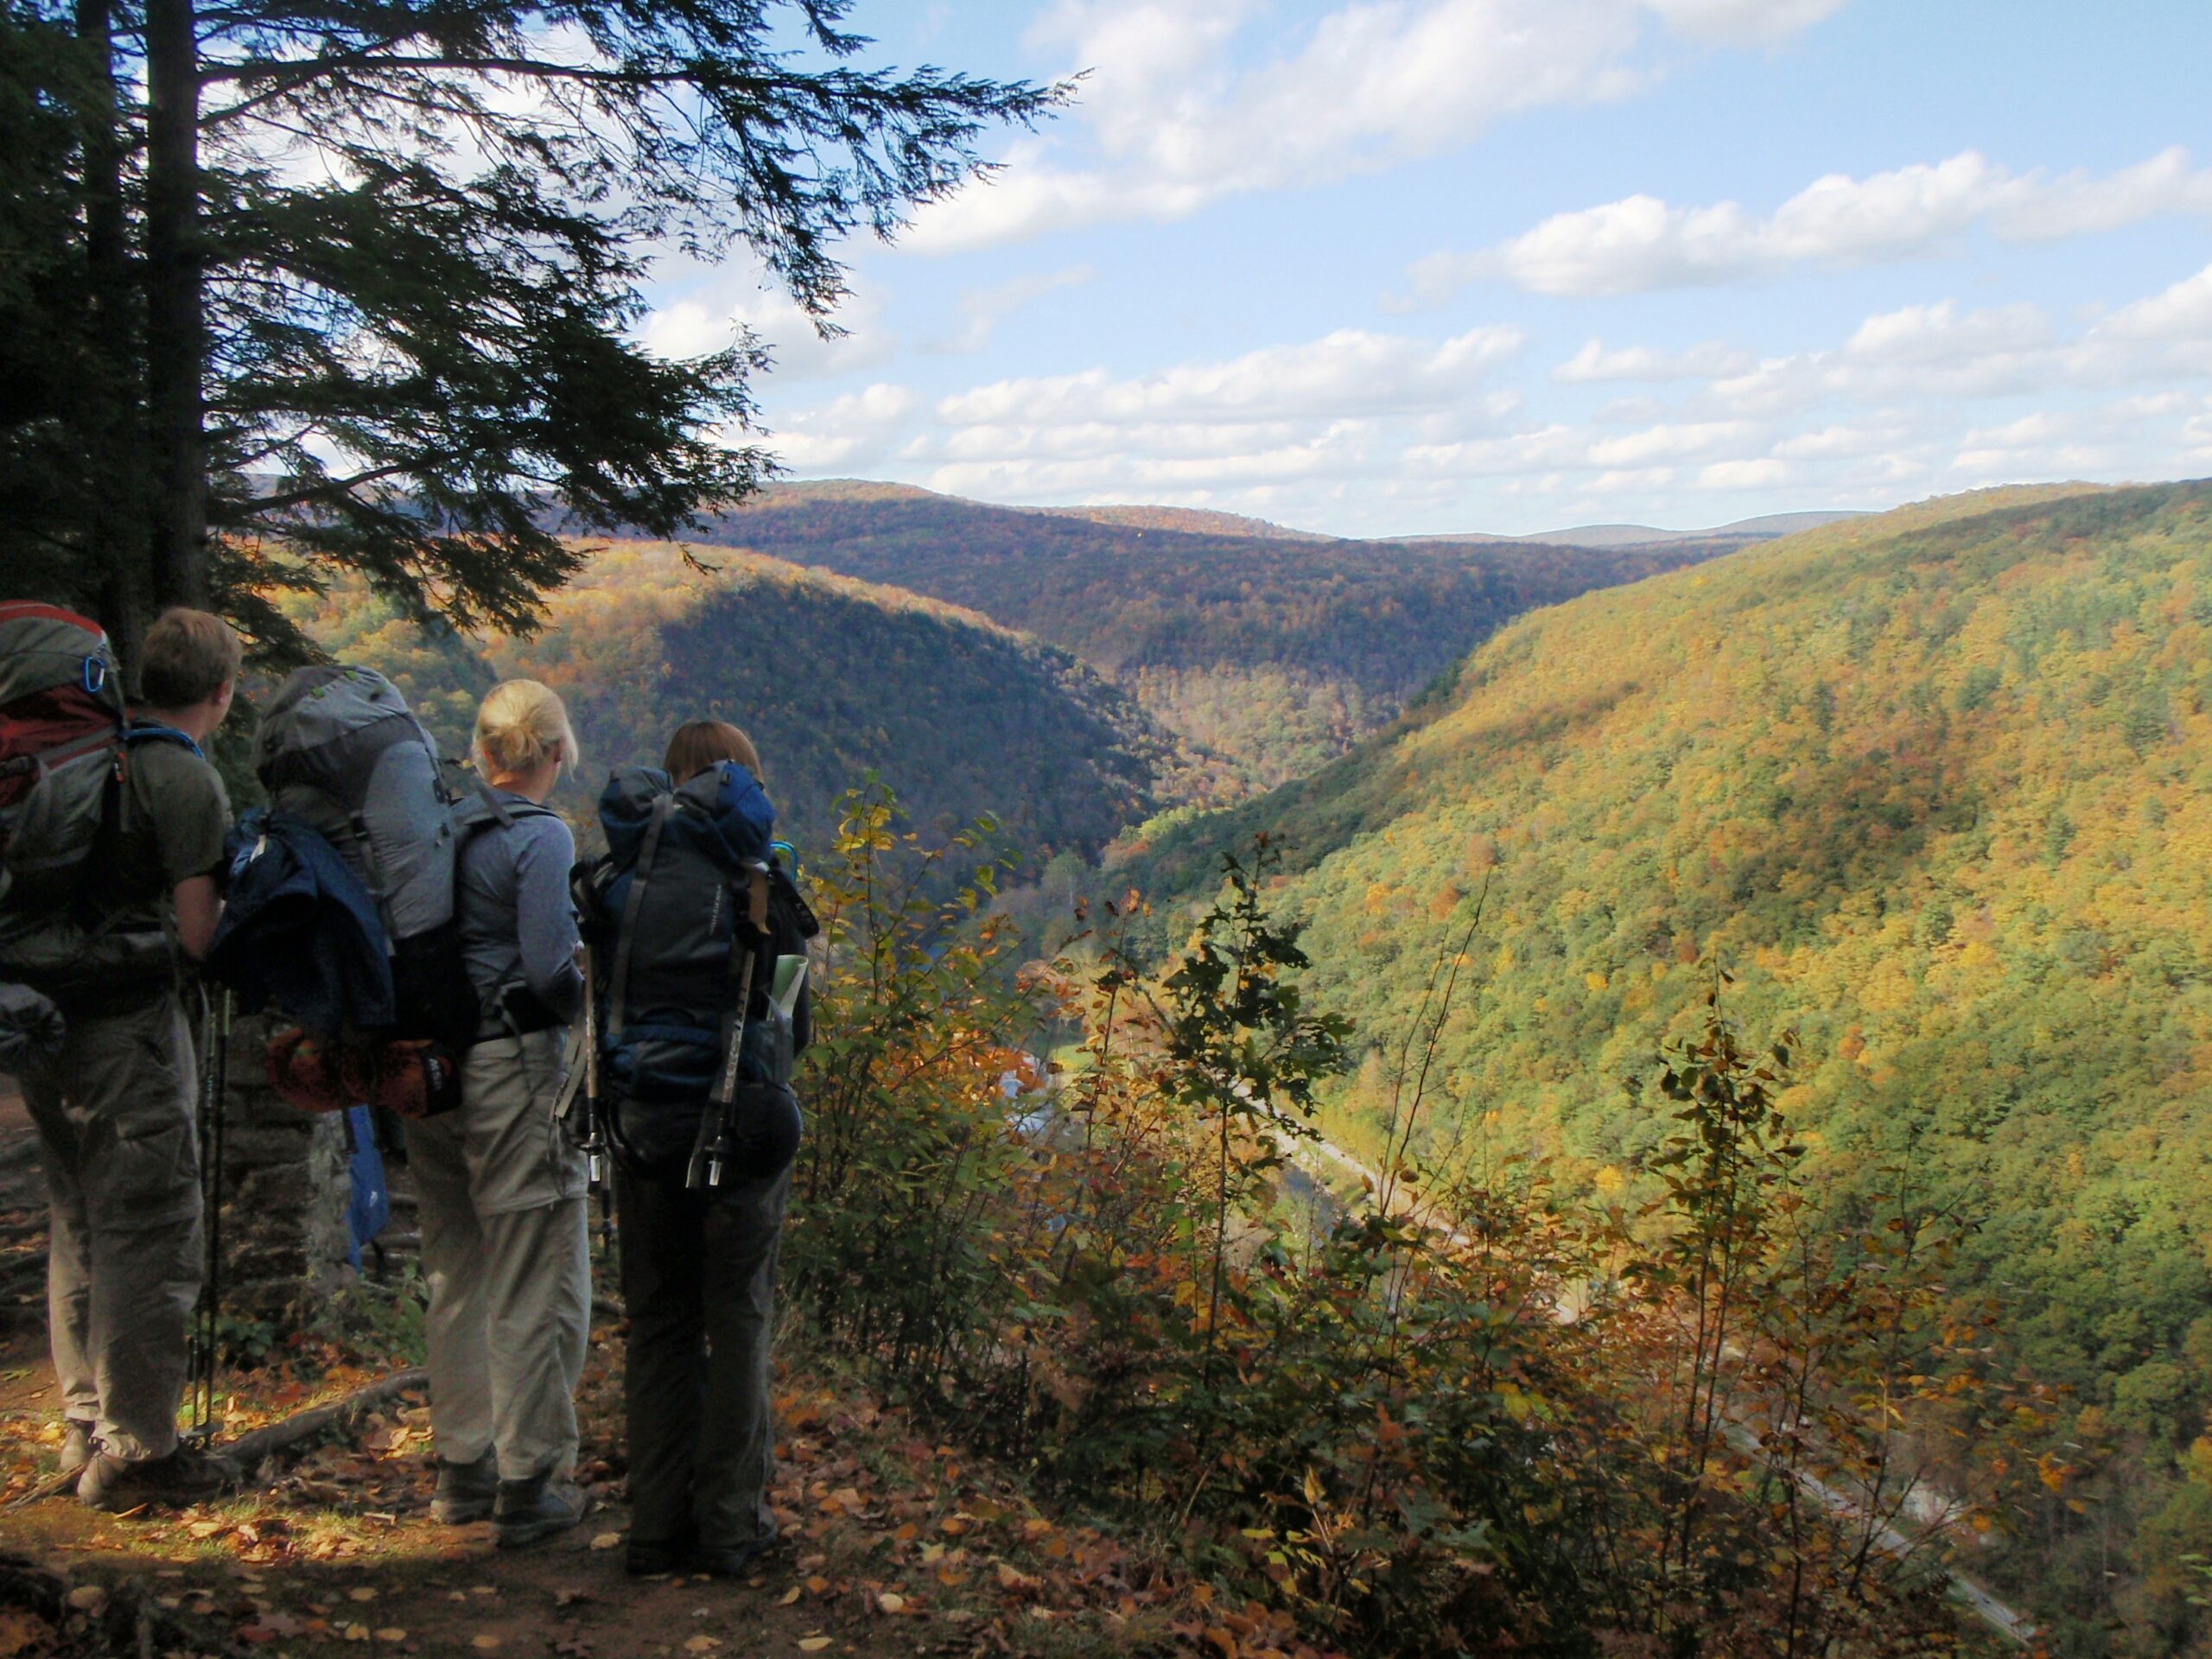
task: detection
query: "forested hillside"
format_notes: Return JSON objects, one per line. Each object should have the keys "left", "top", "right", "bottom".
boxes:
{"left": 285, "top": 542, "right": 1175, "bottom": 865}
{"left": 679, "top": 483, "right": 1729, "bottom": 793}
{"left": 1120, "top": 480, "right": 2212, "bottom": 1649}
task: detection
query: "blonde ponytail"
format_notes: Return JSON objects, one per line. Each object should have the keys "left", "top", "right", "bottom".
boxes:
{"left": 474, "top": 679, "right": 578, "bottom": 779}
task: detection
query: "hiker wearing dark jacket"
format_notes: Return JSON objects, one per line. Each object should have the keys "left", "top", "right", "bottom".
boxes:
{"left": 609, "top": 719, "right": 812, "bottom": 1580}
{"left": 24, "top": 607, "right": 241, "bottom": 1510}
{"left": 409, "top": 679, "right": 592, "bottom": 1548}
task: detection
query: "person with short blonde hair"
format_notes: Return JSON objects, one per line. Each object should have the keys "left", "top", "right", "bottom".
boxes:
{"left": 411, "top": 677, "right": 592, "bottom": 1547}
{"left": 474, "top": 678, "right": 581, "bottom": 781}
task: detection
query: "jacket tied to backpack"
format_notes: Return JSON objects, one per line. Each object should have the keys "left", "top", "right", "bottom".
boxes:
{"left": 576, "top": 761, "right": 816, "bottom": 1188}
{"left": 207, "top": 664, "right": 550, "bottom": 1120}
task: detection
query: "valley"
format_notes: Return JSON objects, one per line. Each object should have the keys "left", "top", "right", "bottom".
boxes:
{"left": 304, "top": 474, "right": 2212, "bottom": 1648}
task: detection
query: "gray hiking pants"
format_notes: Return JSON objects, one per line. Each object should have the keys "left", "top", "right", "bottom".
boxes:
{"left": 26, "top": 992, "right": 202, "bottom": 1462}
{"left": 614, "top": 1160, "right": 789, "bottom": 1550}
{"left": 410, "top": 1029, "right": 589, "bottom": 1482}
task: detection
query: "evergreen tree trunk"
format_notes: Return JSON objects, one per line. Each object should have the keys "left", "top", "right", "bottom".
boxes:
{"left": 143, "top": 0, "right": 208, "bottom": 613}
{"left": 75, "top": 0, "right": 147, "bottom": 666}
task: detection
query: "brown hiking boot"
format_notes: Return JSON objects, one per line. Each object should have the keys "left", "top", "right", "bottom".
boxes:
{"left": 57, "top": 1420, "right": 93, "bottom": 1478}
{"left": 78, "top": 1443, "right": 238, "bottom": 1511}
{"left": 431, "top": 1452, "right": 499, "bottom": 1524}
{"left": 493, "top": 1472, "right": 586, "bottom": 1548}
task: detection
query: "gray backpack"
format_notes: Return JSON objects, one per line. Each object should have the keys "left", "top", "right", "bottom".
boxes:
{"left": 252, "top": 665, "right": 480, "bottom": 1046}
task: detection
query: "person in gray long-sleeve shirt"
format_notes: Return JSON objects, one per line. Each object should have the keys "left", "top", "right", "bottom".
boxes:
{"left": 408, "top": 679, "right": 592, "bottom": 1549}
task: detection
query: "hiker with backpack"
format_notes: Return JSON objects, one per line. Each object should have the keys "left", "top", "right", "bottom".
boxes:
{"left": 575, "top": 719, "right": 816, "bottom": 1578}
{"left": 408, "top": 680, "right": 594, "bottom": 1548}
{"left": 3, "top": 606, "right": 243, "bottom": 1510}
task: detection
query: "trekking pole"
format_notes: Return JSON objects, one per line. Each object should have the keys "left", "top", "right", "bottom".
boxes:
{"left": 688, "top": 867, "right": 766, "bottom": 1192}
{"left": 188, "top": 986, "right": 229, "bottom": 1442}
{"left": 576, "top": 945, "right": 615, "bottom": 1255}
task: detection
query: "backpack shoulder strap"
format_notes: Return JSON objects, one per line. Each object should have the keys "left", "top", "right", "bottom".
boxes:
{"left": 123, "top": 719, "right": 205, "bottom": 760}
{"left": 453, "top": 772, "right": 560, "bottom": 839}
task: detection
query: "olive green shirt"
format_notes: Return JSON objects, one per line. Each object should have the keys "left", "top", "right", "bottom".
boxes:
{"left": 101, "top": 733, "right": 232, "bottom": 939}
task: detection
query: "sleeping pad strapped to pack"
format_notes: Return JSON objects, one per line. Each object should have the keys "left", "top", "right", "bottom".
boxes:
{"left": 575, "top": 761, "right": 816, "bottom": 1186}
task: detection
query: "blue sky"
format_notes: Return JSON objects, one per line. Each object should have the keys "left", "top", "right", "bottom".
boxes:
{"left": 641, "top": 0, "right": 2212, "bottom": 537}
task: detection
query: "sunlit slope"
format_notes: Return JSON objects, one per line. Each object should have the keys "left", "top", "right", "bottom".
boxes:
{"left": 1132, "top": 480, "right": 2212, "bottom": 1407}
{"left": 289, "top": 542, "right": 1175, "bottom": 865}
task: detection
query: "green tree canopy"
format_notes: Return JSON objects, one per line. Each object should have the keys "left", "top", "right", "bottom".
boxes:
{"left": 1, "top": 0, "right": 1061, "bottom": 664}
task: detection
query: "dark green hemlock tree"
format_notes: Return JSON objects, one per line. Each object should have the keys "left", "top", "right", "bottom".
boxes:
{"left": 2, "top": 1, "right": 1061, "bottom": 664}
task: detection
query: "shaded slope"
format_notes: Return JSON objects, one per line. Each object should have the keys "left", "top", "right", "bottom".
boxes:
{"left": 678, "top": 484, "right": 1724, "bottom": 794}
{"left": 290, "top": 542, "right": 1175, "bottom": 865}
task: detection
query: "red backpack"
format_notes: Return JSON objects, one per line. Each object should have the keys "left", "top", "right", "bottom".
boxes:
{"left": 0, "top": 603, "right": 192, "bottom": 998}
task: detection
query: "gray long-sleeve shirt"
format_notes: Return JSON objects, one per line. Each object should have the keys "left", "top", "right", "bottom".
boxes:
{"left": 457, "top": 792, "right": 583, "bottom": 1027}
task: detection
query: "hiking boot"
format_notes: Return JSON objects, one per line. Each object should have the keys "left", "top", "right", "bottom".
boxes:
{"left": 493, "top": 1472, "right": 585, "bottom": 1548}
{"left": 57, "top": 1420, "right": 93, "bottom": 1478}
{"left": 690, "top": 1532, "right": 778, "bottom": 1578}
{"left": 625, "top": 1527, "right": 696, "bottom": 1577}
{"left": 78, "top": 1443, "right": 238, "bottom": 1511}
{"left": 430, "top": 1452, "right": 499, "bottom": 1524}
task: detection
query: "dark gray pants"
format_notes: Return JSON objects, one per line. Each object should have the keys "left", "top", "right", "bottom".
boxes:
{"left": 614, "top": 1160, "right": 788, "bottom": 1550}
{"left": 26, "top": 992, "right": 201, "bottom": 1461}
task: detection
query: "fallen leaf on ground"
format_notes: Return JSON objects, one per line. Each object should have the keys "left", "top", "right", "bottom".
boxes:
{"left": 375, "top": 1630, "right": 406, "bottom": 1643}
{"left": 347, "top": 1586, "right": 378, "bottom": 1602}
{"left": 798, "top": 1642, "right": 832, "bottom": 1654}
{"left": 588, "top": 1533, "right": 622, "bottom": 1551}
{"left": 472, "top": 1637, "right": 502, "bottom": 1651}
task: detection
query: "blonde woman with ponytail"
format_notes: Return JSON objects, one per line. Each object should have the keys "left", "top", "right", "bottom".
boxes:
{"left": 411, "top": 680, "right": 593, "bottom": 1548}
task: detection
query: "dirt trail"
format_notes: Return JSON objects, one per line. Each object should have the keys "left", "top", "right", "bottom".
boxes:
{"left": 0, "top": 1090, "right": 1158, "bottom": 1659}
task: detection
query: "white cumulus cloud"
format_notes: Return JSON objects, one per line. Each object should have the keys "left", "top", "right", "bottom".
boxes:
{"left": 906, "top": 0, "right": 1844, "bottom": 253}
{"left": 1554, "top": 338, "right": 1758, "bottom": 381}
{"left": 1407, "top": 147, "right": 2212, "bottom": 301}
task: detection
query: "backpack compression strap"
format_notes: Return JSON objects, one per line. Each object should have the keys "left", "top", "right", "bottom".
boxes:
{"left": 605, "top": 794, "right": 673, "bottom": 1046}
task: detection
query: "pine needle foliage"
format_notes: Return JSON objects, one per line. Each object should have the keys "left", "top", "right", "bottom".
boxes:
{"left": 1, "top": 0, "right": 1062, "bottom": 662}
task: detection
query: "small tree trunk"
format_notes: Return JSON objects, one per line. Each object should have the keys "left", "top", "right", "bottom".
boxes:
{"left": 143, "top": 0, "right": 209, "bottom": 613}
{"left": 75, "top": 0, "right": 149, "bottom": 667}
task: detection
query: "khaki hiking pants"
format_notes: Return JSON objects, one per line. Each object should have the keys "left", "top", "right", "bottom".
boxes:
{"left": 26, "top": 991, "right": 203, "bottom": 1463}
{"left": 409, "top": 1028, "right": 590, "bottom": 1482}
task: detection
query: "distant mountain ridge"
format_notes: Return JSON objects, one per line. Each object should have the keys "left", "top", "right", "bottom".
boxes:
{"left": 1392, "top": 508, "right": 1866, "bottom": 549}
{"left": 752, "top": 480, "right": 1864, "bottom": 549}
{"left": 676, "top": 482, "right": 1735, "bottom": 796}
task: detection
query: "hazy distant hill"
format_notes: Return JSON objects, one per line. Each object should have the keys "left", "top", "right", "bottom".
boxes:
{"left": 675, "top": 483, "right": 1724, "bottom": 796}
{"left": 287, "top": 543, "right": 1177, "bottom": 865}
{"left": 1023, "top": 502, "right": 1332, "bottom": 541}
{"left": 1117, "top": 480, "right": 2212, "bottom": 1630}
{"left": 1395, "top": 508, "right": 1864, "bottom": 549}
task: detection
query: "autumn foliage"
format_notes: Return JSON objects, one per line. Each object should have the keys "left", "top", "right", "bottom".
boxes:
{"left": 785, "top": 797, "right": 2030, "bottom": 1656}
